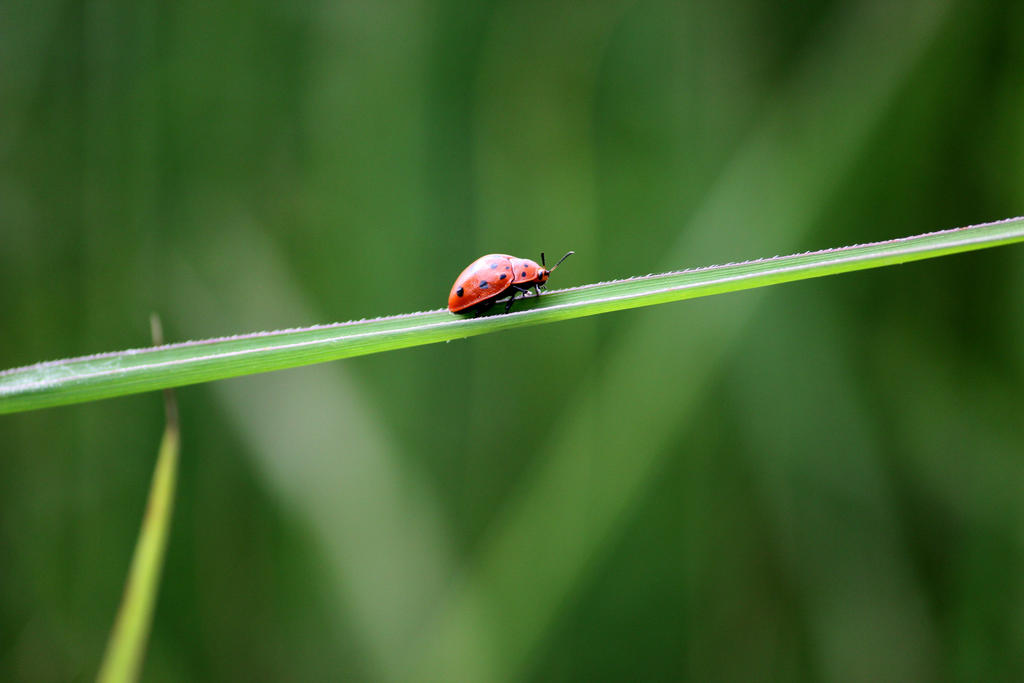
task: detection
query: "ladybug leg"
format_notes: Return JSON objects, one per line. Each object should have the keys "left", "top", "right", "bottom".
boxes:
{"left": 504, "top": 286, "right": 530, "bottom": 313}
{"left": 474, "top": 298, "right": 496, "bottom": 317}
{"left": 534, "top": 284, "right": 542, "bottom": 298}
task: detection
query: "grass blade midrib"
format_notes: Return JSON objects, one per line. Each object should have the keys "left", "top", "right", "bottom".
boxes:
{"left": 2, "top": 217, "right": 1022, "bottom": 414}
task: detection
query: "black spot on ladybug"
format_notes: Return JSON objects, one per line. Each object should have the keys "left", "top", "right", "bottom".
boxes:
{"left": 490, "top": 263, "right": 499, "bottom": 269}
{"left": 456, "top": 287, "right": 464, "bottom": 297}
{"left": 521, "top": 271, "right": 527, "bottom": 277}
{"left": 479, "top": 281, "right": 489, "bottom": 289}
{"left": 499, "top": 273, "right": 507, "bottom": 280}
{"left": 505, "top": 265, "right": 511, "bottom": 270}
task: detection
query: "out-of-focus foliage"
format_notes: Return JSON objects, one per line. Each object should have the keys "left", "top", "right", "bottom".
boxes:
{"left": 1, "top": 0, "right": 1022, "bottom": 680}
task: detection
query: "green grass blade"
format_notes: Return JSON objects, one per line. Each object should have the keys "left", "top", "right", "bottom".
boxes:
{"left": 96, "top": 321, "right": 179, "bottom": 682}
{"left": 95, "top": 423, "right": 178, "bottom": 682}
{"left": 2, "top": 217, "right": 1023, "bottom": 415}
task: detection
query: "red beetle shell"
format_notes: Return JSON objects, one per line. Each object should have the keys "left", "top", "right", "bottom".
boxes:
{"left": 448, "top": 254, "right": 546, "bottom": 313}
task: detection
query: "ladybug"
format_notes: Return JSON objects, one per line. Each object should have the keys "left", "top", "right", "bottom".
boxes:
{"left": 448, "top": 251, "right": 574, "bottom": 314}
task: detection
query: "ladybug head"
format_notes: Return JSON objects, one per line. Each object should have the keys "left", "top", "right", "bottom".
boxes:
{"left": 538, "top": 251, "right": 575, "bottom": 285}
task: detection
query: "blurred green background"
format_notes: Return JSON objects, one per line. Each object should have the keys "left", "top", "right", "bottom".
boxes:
{"left": 2, "top": 0, "right": 1024, "bottom": 680}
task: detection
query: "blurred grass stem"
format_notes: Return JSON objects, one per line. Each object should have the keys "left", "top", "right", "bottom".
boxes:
{"left": 96, "top": 315, "right": 180, "bottom": 683}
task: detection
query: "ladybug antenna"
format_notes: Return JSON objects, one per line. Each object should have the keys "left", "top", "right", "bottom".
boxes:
{"left": 540, "top": 252, "right": 546, "bottom": 268}
{"left": 550, "top": 250, "right": 575, "bottom": 272}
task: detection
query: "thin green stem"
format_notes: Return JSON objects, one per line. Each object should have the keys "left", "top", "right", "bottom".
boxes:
{"left": 96, "top": 317, "right": 180, "bottom": 683}
{"left": 2, "top": 217, "right": 1023, "bottom": 415}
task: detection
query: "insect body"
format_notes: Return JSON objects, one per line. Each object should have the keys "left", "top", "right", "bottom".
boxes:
{"left": 448, "top": 251, "right": 574, "bottom": 314}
